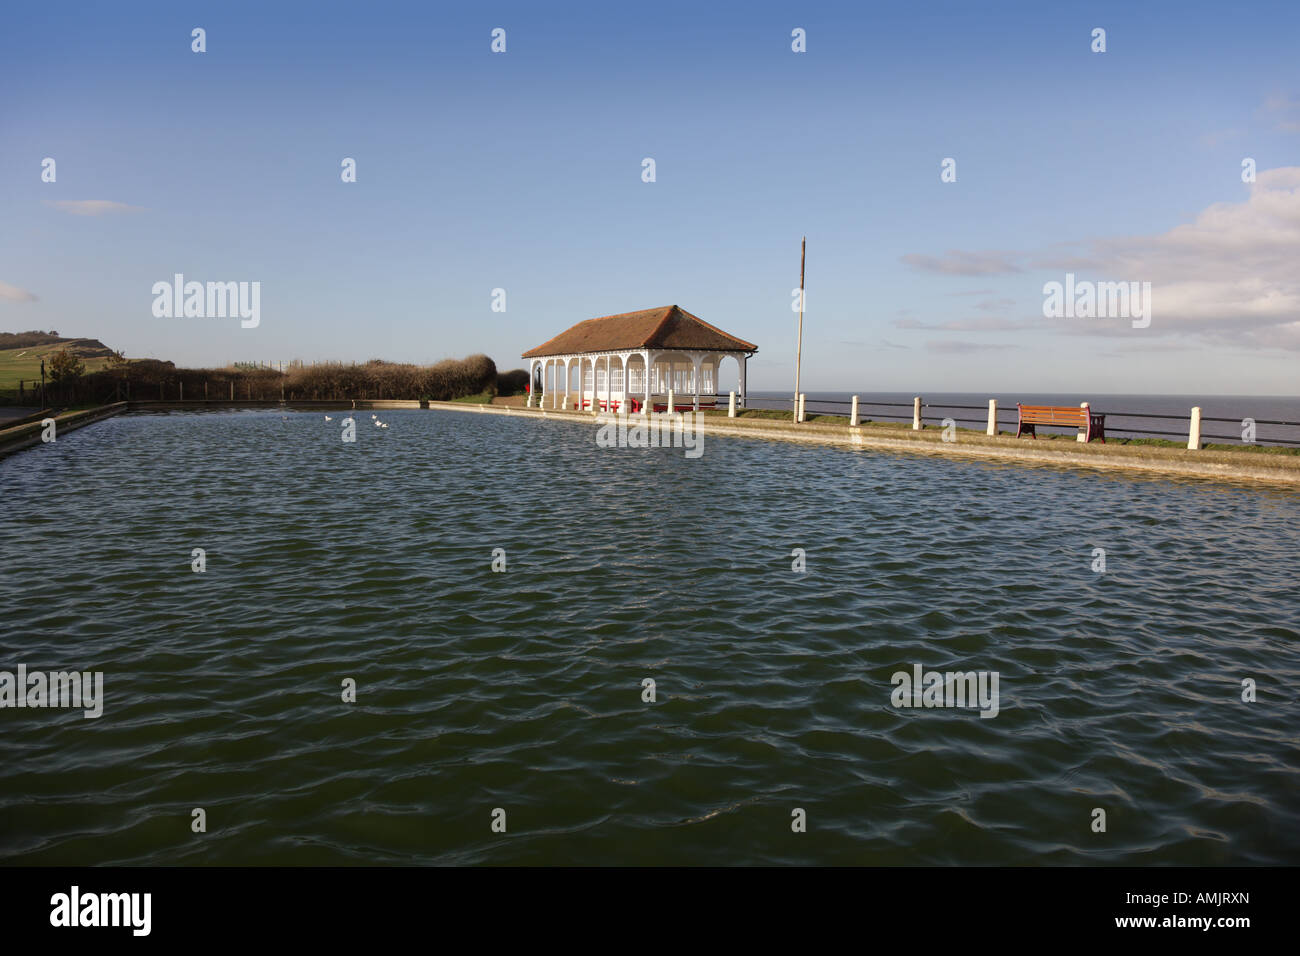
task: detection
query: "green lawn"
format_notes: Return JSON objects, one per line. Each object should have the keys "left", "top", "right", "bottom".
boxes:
{"left": 696, "top": 407, "right": 1300, "bottom": 456}
{"left": 447, "top": 391, "right": 495, "bottom": 404}
{"left": 0, "top": 342, "right": 116, "bottom": 391}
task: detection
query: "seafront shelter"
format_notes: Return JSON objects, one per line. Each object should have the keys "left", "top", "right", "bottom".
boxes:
{"left": 521, "top": 305, "right": 758, "bottom": 413}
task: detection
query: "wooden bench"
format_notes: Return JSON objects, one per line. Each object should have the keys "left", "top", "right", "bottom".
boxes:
{"left": 1016, "top": 404, "right": 1106, "bottom": 443}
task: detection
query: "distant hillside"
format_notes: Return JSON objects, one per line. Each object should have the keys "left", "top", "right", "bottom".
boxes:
{"left": 0, "top": 332, "right": 120, "bottom": 392}
{"left": 0, "top": 330, "right": 115, "bottom": 357}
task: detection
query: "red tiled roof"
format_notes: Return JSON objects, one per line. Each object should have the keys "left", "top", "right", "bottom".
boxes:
{"left": 521, "top": 306, "right": 758, "bottom": 358}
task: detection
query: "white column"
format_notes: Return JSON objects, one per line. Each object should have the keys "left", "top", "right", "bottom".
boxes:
{"left": 738, "top": 355, "right": 747, "bottom": 409}
{"left": 1188, "top": 406, "right": 1202, "bottom": 450}
{"left": 987, "top": 399, "right": 997, "bottom": 436}
{"left": 728, "top": 391, "right": 736, "bottom": 417}
{"left": 798, "top": 393, "right": 806, "bottom": 423}
{"left": 526, "top": 360, "right": 535, "bottom": 407}
{"left": 642, "top": 350, "right": 651, "bottom": 415}
{"left": 618, "top": 353, "right": 631, "bottom": 414}
{"left": 912, "top": 397, "right": 922, "bottom": 430}
{"left": 850, "top": 395, "right": 859, "bottom": 426}
{"left": 691, "top": 354, "right": 702, "bottom": 411}
{"left": 667, "top": 387, "right": 674, "bottom": 414}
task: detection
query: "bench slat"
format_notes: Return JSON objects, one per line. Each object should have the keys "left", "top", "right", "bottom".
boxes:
{"left": 1019, "top": 406, "right": 1088, "bottom": 425}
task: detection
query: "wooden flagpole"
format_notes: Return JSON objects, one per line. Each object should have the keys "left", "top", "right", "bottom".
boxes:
{"left": 794, "top": 237, "right": 805, "bottom": 422}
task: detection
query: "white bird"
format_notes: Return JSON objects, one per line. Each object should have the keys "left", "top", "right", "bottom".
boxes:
{"left": 371, "top": 414, "right": 377, "bottom": 420}
{"left": 380, "top": 423, "right": 389, "bottom": 429}
{"left": 324, "top": 415, "right": 333, "bottom": 422}
{"left": 374, "top": 420, "right": 383, "bottom": 427}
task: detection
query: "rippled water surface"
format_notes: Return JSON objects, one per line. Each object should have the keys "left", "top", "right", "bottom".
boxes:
{"left": 1, "top": 408, "right": 1298, "bottom": 865}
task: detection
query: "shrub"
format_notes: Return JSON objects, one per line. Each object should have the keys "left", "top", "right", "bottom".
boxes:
{"left": 49, "top": 353, "right": 500, "bottom": 405}
{"left": 496, "top": 368, "right": 529, "bottom": 396}
{"left": 48, "top": 349, "right": 86, "bottom": 382}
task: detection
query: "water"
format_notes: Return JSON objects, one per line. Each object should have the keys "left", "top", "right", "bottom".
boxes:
{"left": 1, "top": 408, "right": 1298, "bottom": 865}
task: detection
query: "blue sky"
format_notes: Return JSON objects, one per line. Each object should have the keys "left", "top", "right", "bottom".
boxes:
{"left": 2, "top": 0, "right": 1297, "bottom": 394}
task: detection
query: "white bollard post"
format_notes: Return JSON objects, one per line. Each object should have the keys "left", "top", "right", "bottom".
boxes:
{"left": 728, "top": 391, "right": 736, "bottom": 418}
{"left": 912, "top": 397, "right": 922, "bottom": 430}
{"left": 987, "top": 399, "right": 997, "bottom": 436}
{"left": 1077, "top": 402, "right": 1089, "bottom": 442}
{"left": 798, "top": 393, "right": 807, "bottom": 423}
{"left": 1188, "top": 406, "right": 1202, "bottom": 450}
{"left": 562, "top": 394, "right": 568, "bottom": 410}
{"left": 850, "top": 395, "right": 860, "bottom": 427}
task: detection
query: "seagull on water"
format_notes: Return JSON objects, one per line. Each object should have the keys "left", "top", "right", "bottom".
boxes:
{"left": 324, "top": 415, "right": 333, "bottom": 422}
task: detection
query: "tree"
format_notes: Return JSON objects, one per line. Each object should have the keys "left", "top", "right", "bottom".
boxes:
{"left": 106, "top": 349, "right": 128, "bottom": 400}
{"left": 48, "top": 348, "right": 85, "bottom": 383}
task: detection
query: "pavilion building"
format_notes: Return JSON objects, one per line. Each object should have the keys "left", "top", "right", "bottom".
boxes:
{"left": 521, "top": 305, "right": 758, "bottom": 413}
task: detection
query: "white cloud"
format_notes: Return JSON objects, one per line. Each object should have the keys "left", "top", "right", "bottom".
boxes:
{"left": 900, "top": 250, "right": 1021, "bottom": 276}
{"left": 908, "top": 167, "right": 1300, "bottom": 350}
{"left": 44, "top": 199, "right": 143, "bottom": 216}
{"left": 1075, "top": 166, "right": 1300, "bottom": 348}
{"left": 926, "top": 340, "right": 1011, "bottom": 354}
{"left": 896, "top": 316, "right": 1034, "bottom": 332}
{"left": 1262, "top": 94, "right": 1300, "bottom": 132}
{"left": 0, "top": 281, "right": 39, "bottom": 303}
{"left": 1199, "top": 129, "right": 1242, "bottom": 147}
